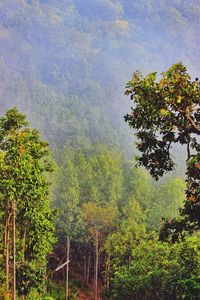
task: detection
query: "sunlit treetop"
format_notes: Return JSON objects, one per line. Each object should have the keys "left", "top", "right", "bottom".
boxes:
{"left": 125, "top": 62, "right": 200, "bottom": 180}
{"left": 0, "top": 107, "right": 29, "bottom": 140}
{"left": 125, "top": 63, "right": 200, "bottom": 237}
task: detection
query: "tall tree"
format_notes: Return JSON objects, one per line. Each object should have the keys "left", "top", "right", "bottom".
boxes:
{"left": 124, "top": 63, "right": 200, "bottom": 238}
{"left": 110, "top": 235, "right": 200, "bottom": 300}
{"left": 0, "top": 108, "right": 55, "bottom": 299}
{"left": 105, "top": 197, "right": 145, "bottom": 274}
{"left": 82, "top": 202, "right": 117, "bottom": 300}
{"left": 121, "top": 161, "right": 153, "bottom": 215}
{"left": 147, "top": 177, "right": 185, "bottom": 231}
{"left": 53, "top": 159, "right": 80, "bottom": 300}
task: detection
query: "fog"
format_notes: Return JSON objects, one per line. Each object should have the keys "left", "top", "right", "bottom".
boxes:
{"left": 0, "top": 0, "right": 199, "bottom": 154}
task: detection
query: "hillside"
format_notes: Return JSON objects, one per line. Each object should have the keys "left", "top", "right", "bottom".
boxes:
{"left": 0, "top": 0, "right": 199, "bottom": 154}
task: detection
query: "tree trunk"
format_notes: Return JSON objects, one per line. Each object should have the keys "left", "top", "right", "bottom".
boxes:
{"left": 43, "top": 262, "right": 48, "bottom": 298}
{"left": 11, "top": 200, "right": 16, "bottom": 300}
{"left": 21, "top": 229, "right": 26, "bottom": 261}
{"left": 66, "top": 236, "right": 70, "bottom": 300}
{"left": 128, "top": 253, "right": 131, "bottom": 268}
{"left": 63, "top": 268, "right": 65, "bottom": 284}
{"left": 20, "top": 229, "right": 26, "bottom": 300}
{"left": 94, "top": 231, "right": 98, "bottom": 300}
{"left": 86, "top": 250, "right": 91, "bottom": 284}
{"left": 106, "top": 254, "right": 110, "bottom": 291}
{"left": 83, "top": 248, "right": 87, "bottom": 281}
{"left": 4, "top": 204, "right": 10, "bottom": 298}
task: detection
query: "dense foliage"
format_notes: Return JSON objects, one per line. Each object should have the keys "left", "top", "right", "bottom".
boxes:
{"left": 0, "top": 1, "right": 199, "bottom": 155}
{"left": 125, "top": 63, "right": 200, "bottom": 239}
{"left": 110, "top": 235, "right": 200, "bottom": 300}
{"left": 50, "top": 144, "right": 186, "bottom": 299}
{"left": 0, "top": 2, "right": 199, "bottom": 297}
{"left": 0, "top": 108, "right": 55, "bottom": 299}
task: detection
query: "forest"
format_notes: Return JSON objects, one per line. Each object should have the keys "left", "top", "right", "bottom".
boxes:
{"left": 0, "top": 1, "right": 200, "bottom": 299}
{"left": 0, "top": 64, "right": 200, "bottom": 300}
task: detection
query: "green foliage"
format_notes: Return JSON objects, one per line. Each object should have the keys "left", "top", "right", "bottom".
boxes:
{"left": 54, "top": 158, "right": 80, "bottom": 238}
{"left": 110, "top": 235, "right": 200, "bottom": 300}
{"left": 147, "top": 177, "right": 185, "bottom": 230}
{"left": 125, "top": 62, "right": 200, "bottom": 236}
{"left": 0, "top": 107, "right": 55, "bottom": 297}
{"left": 125, "top": 63, "right": 199, "bottom": 179}
{"left": 44, "top": 279, "right": 83, "bottom": 300}
{"left": 55, "top": 145, "right": 124, "bottom": 208}
{"left": 1, "top": 1, "right": 199, "bottom": 159}
{"left": 82, "top": 202, "right": 117, "bottom": 234}
{"left": 106, "top": 197, "right": 146, "bottom": 267}
{"left": 17, "top": 262, "right": 45, "bottom": 296}
{"left": 39, "top": 137, "right": 190, "bottom": 299}
{"left": 0, "top": 3, "right": 199, "bottom": 298}
{"left": 121, "top": 161, "right": 153, "bottom": 212}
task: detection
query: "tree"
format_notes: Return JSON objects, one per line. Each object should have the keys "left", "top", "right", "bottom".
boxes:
{"left": 106, "top": 197, "right": 145, "bottom": 263}
{"left": 147, "top": 177, "right": 185, "bottom": 231}
{"left": 120, "top": 160, "right": 153, "bottom": 219}
{"left": 105, "top": 197, "right": 146, "bottom": 296}
{"left": 110, "top": 235, "right": 200, "bottom": 300}
{"left": 82, "top": 202, "right": 117, "bottom": 300}
{"left": 52, "top": 145, "right": 124, "bottom": 295}
{"left": 72, "top": 146, "right": 123, "bottom": 207}
{"left": 0, "top": 108, "right": 55, "bottom": 299}
{"left": 124, "top": 62, "right": 200, "bottom": 237}
{"left": 53, "top": 159, "right": 81, "bottom": 300}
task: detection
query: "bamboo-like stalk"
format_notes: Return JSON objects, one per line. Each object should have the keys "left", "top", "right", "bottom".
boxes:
{"left": 11, "top": 200, "right": 16, "bottom": 300}
{"left": 66, "top": 236, "right": 70, "bottom": 300}
{"left": 94, "top": 230, "right": 98, "bottom": 300}
{"left": 4, "top": 204, "right": 11, "bottom": 298}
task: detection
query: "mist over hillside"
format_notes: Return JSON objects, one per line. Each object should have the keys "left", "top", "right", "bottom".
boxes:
{"left": 0, "top": 0, "right": 199, "bottom": 154}
{"left": 0, "top": 2, "right": 200, "bottom": 298}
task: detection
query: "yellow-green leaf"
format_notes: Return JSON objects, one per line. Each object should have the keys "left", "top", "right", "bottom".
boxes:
{"left": 160, "top": 108, "right": 170, "bottom": 116}
{"left": 177, "top": 95, "right": 183, "bottom": 103}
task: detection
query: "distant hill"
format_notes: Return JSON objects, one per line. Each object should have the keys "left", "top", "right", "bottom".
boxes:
{"left": 0, "top": 0, "right": 199, "bottom": 155}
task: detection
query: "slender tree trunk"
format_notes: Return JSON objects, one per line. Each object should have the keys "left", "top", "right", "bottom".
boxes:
{"left": 94, "top": 231, "right": 98, "bottom": 300}
{"left": 63, "top": 268, "right": 65, "bottom": 284}
{"left": 4, "top": 204, "right": 10, "bottom": 298}
{"left": 106, "top": 254, "right": 110, "bottom": 291}
{"left": 66, "top": 236, "right": 70, "bottom": 300}
{"left": 20, "top": 229, "right": 26, "bottom": 300}
{"left": 21, "top": 229, "right": 26, "bottom": 261}
{"left": 43, "top": 263, "right": 47, "bottom": 298}
{"left": 128, "top": 253, "right": 131, "bottom": 268}
{"left": 87, "top": 250, "right": 91, "bottom": 284}
{"left": 83, "top": 248, "right": 87, "bottom": 281}
{"left": 11, "top": 200, "right": 16, "bottom": 300}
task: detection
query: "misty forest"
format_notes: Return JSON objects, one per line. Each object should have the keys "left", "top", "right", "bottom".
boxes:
{"left": 0, "top": 1, "right": 200, "bottom": 300}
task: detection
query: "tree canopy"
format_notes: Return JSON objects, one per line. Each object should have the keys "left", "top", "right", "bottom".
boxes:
{"left": 125, "top": 62, "right": 200, "bottom": 238}
{"left": 0, "top": 108, "right": 55, "bottom": 298}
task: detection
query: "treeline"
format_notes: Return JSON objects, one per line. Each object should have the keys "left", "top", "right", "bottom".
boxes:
{"left": 1, "top": 62, "right": 200, "bottom": 299}
{"left": 50, "top": 144, "right": 187, "bottom": 299}
{"left": 0, "top": 108, "right": 192, "bottom": 300}
{"left": 0, "top": 0, "right": 199, "bottom": 157}
{"left": 0, "top": 108, "right": 55, "bottom": 299}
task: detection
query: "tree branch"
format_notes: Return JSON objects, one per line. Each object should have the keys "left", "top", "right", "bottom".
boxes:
{"left": 185, "top": 114, "right": 200, "bottom": 134}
